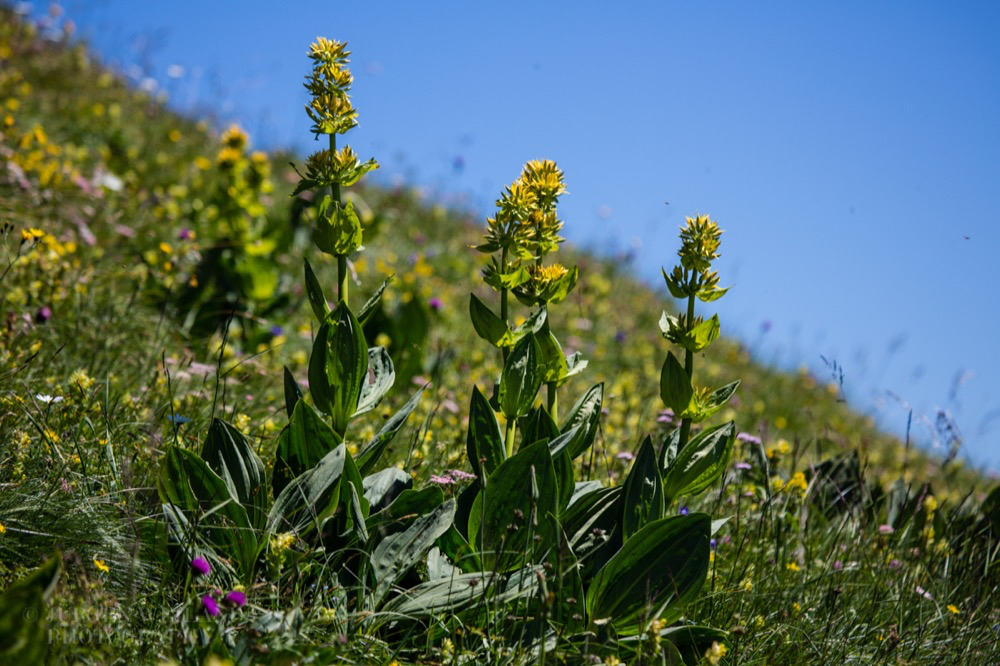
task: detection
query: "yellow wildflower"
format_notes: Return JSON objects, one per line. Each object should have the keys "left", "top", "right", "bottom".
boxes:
{"left": 704, "top": 641, "right": 728, "bottom": 665}
{"left": 94, "top": 558, "right": 109, "bottom": 573}
{"left": 21, "top": 227, "right": 45, "bottom": 242}
{"left": 924, "top": 495, "right": 938, "bottom": 513}
{"left": 0, "top": 521, "right": 6, "bottom": 534}
{"left": 947, "top": 604, "right": 960, "bottom": 615}
{"left": 786, "top": 562, "right": 800, "bottom": 572}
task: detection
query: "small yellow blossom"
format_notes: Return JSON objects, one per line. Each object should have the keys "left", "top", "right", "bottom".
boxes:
{"left": 94, "top": 558, "right": 109, "bottom": 573}
{"left": 924, "top": 495, "right": 938, "bottom": 513}
{"left": 786, "top": 562, "right": 800, "bottom": 572}
{"left": 21, "top": 227, "right": 45, "bottom": 241}
{"left": 947, "top": 604, "right": 960, "bottom": 615}
{"left": 704, "top": 641, "right": 728, "bottom": 665}
{"left": 604, "top": 657, "right": 622, "bottom": 666}
{"left": 0, "top": 521, "right": 6, "bottom": 534}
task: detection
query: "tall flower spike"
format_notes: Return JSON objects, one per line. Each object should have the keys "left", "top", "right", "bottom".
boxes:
{"left": 304, "top": 37, "right": 358, "bottom": 136}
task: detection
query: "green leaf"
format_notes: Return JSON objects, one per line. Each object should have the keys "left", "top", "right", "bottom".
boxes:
{"left": 358, "top": 275, "right": 393, "bottom": 326}
{"left": 0, "top": 553, "right": 60, "bottom": 664}
{"left": 308, "top": 301, "right": 368, "bottom": 435}
{"left": 356, "top": 385, "right": 424, "bottom": 475}
{"left": 562, "top": 485, "right": 623, "bottom": 582}
{"left": 559, "top": 383, "right": 604, "bottom": 459}
{"left": 304, "top": 258, "right": 331, "bottom": 323}
{"left": 283, "top": 366, "right": 302, "bottom": 419}
{"left": 586, "top": 513, "right": 711, "bottom": 635}
{"left": 472, "top": 440, "right": 558, "bottom": 571}
{"left": 690, "top": 380, "right": 741, "bottom": 422}
{"left": 621, "top": 435, "right": 664, "bottom": 539}
{"left": 267, "top": 444, "right": 346, "bottom": 536}
{"left": 658, "top": 427, "right": 681, "bottom": 472}
{"left": 362, "top": 467, "right": 413, "bottom": 514}
{"left": 273, "top": 400, "right": 343, "bottom": 498}
{"left": 469, "top": 293, "right": 510, "bottom": 347}
{"left": 372, "top": 499, "right": 457, "bottom": 605}
{"left": 663, "top": 421, "right": 735, "bottom": 501}
{"left": 498, "top": 333, "right": 542, "bottom": 420}
{"left": 353, "top": 346, "right": 395, "bottom": 418}
{"left": 435, "top": 526, "right": 482, "bottom": 574}
{"left": 662, "top": 267, "right": 688, "bottom": 299}
{"left": 314, "top": 197, "right": 363, "bottom": 256}
{"left": 467, "top": 385, "right": 506, "bottom": 480}
{"left": 560, "top": 351, "right": 588, "bottom": 387}
{"left": 157, "top": 447, "right": 257, "bottom": 578}
{"left": 660, "top": 351, "right": 693, "bottom": 415}
{"left": 367, "top": 486, "right": 445, "bottom": 534}
{"left": 536, "top": 329, "right": 569, "bottom": 384}
{"left": 687, "top": 314, "right": 721, "bottom": 352}
{"left": 201, "top": 418, "right": 267, "bottom": 531}
{"left": 519, "top": 405, "right": 560, "bottom": 450}
{"left": 512, "top": 306, "right": 547, "bottom": 339}
{"left": 697, "top": 285, "right": 729, "bottom": 303}
{"left": 380, "top": 571, "right": 493, "bottom": 617}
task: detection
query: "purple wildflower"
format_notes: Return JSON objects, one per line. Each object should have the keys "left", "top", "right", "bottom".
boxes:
{"left": 833, "top": 560, "right": 843, "bottom": 571}
{"left": 710, "top": 538, "right": 717, "bottom": 550}
{"left": 191, "top": 557, "right": 211, "bottom": 576}
{"left": 615, "top": 451, "right": 634, "bottom": 462}
{"left": 735, "top": 461, "right": 752, "bottom": 471}
{"left": 223, "top": 590, "right": 246, "bottom": 607}
{"left": 269, "top": 325, "right": 284, "bottom": 337}
{"left": 614, "top": 330, "right": 626, "bottom": 344}
{"left": 201, "top": 595, "right": 220, "bottom": 616}
{"left": 878, "top": 524, "right": 895, "bottom": 535}
{"left": 679, "top": 506, "right": 689, "bottom": 516}
{"left": 656, "top": 409, "right": 675, "bottom": 424}
{"left": 178, "top": 227, "right": 192, "bottom": 241}
{"left": 36, "top": 306, "right": 53, "bottom": 323}
{"left": 737, "top": 432, "right": 762, "bottom": 446}
{"left": 429, "top": 297, "right": 443, "bottom": 311}
{"left": 888, "top": 559, "right": 901, "bottom": 569}
{"left": 429, "top": 474, "right": 455, "bottom": 485}
{"left": 447, "top": 469, "right": 475, "bottom": 482}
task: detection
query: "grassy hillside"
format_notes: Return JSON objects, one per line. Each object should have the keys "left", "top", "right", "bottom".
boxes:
{"left": 1, "top": 6, "right": 997, "bottom": 664}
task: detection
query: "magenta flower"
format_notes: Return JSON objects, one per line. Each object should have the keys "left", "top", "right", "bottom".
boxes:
{"left": 878, "top": 524, "right": 895, "bottom": 535}
{"left": 201, "top": 594, "right": 220, "bottom": 616}
{"left": 223, "top": 590, "right": 246, "bottom": 607}
{"left": 191, "top": 557, "right": 211, "bottom": 576}
{"left": 429, "top": 297, "right": 443, "bottom": 311}
{"left": 735, "top": 462, "right": 752, "bottom": 471}
{"left": 447, "top": 469, "right": 475, "bottom": 482}
{"left": 36, "top": 306, "right": 53, "bottom": 323}
{"left": 737, "top": 432, "right": 762, "bottom": 446}
{"left": 833, "top": 560, "right": 843, "bottom": 571}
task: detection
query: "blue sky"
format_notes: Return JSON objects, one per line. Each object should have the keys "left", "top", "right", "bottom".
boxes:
{"left": 53, "top": 1, "right": 1000, "bottom": 471}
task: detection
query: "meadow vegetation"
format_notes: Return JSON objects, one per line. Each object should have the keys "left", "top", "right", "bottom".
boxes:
{"left": 1, "top": 6, "right": 997, "bottom": 664}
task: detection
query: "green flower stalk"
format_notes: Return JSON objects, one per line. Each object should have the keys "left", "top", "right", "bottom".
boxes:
{"left": 471, "top": 160, "right": 584, "bottom": 454}
{"left": 294, "top": 37, "right": 378, "bottom": 306}
{"left": 659, "top": 214, "right": 738, "bottom": 452}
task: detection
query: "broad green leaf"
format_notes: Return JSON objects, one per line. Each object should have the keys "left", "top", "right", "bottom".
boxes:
{"left": 308, "top": 301, "right": 368, "bottom": 435}
{"left": 559, "top": 383, "right": 604, "bottom": 460}
{"left": 662, "top": 267, "right": 688, "bottom": 299}
{"left": 357, "top": 275, "right": 393, "bottom": 326}
{"left": 157, "top": 447, "right": 256, "bottom": 578}
{"left": 512, "top": 306, "right": 547, "bottom": 339}
{"left": 283, "top": 366, "right": 302, "bottom": 419}
{"left": 519, "top": 405, "right": 560, "bottom": 450}
{"left": 469, "top": 293, "right": 510, "bottom": 348}
{"left": 660, "top": 351, "right": 693, "bottom": 416}
{"left": 586, "top": 513, "right": 711, "bottom": 635}
{"left": 498, "top": 333, "right": 542, "bottom": 420}
{"left": 372, "top": 499, "right": 457, "bottom": 605}
{"left": 663, "top": 421, "right": 735, "bottom": 501}
{"left": 340, "top": 447, "right": 369, "bottom": 528}
{"left": 367, "top": 486, "right": 445, "bottom": 535}
{"left": 621, "top": 435, "right": 664, "bottom": 539}
{"left": 537, "top": 329, "right": 569, "bottom": 384}
{"left": 304, "top": 258, "right": 330, "bottom": 323}
{"left": 0, "top": 554, "right": 60, "bottom": 664}
{"left": 435, "top": 526, "right": 482, "bottom": 573}
{"left": 362, "top": 467, "right": 413, "bottom": 514}
{"left": 687, "top": 314, "right": 721, "bottom": 352}
{"left": 697, "top": 285, "right": 729, "bottom": 303}
{"left": 314, "top": 197, "right": 362, "bottom": 256}
{"left": 562, "top": 485, "right": 623, "bottom": 582}
{"left": 353, "top": 346, "right": 395, "bottom": 418}
{"left": 658, "top": 427, "right": 681, "bottom": 472}
{"left": 201, "top": 418, "right": 267, "bottom": 531}
{"left": 473, "top": 440, "right": 558, "bottom": 571}
{"left": 356, "top": 386, "right": 424, "bottom": 475}
{"left": 267, "top": 443, "right": 346, "bottom": 536}
{"left": 380, "top": 571, "right": 493, "bottom": 617}
{"left": 467, "top": 385, "right": 505, "bottom": 479}
{"left": 273, "top": 400, "right": 343, "bottom": 498}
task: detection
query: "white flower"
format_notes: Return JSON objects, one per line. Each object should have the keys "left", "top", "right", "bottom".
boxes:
{"left": 36, "top": 394, "right": 64, "bottom": 404}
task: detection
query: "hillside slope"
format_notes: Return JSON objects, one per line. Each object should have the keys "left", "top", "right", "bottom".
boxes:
{"left": 1, "top": 7, "right": 996, "bottom": 664}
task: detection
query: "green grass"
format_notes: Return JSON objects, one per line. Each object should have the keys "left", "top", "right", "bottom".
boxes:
{"left": 1, "top": 6, "right": 997, "bottom": 664}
